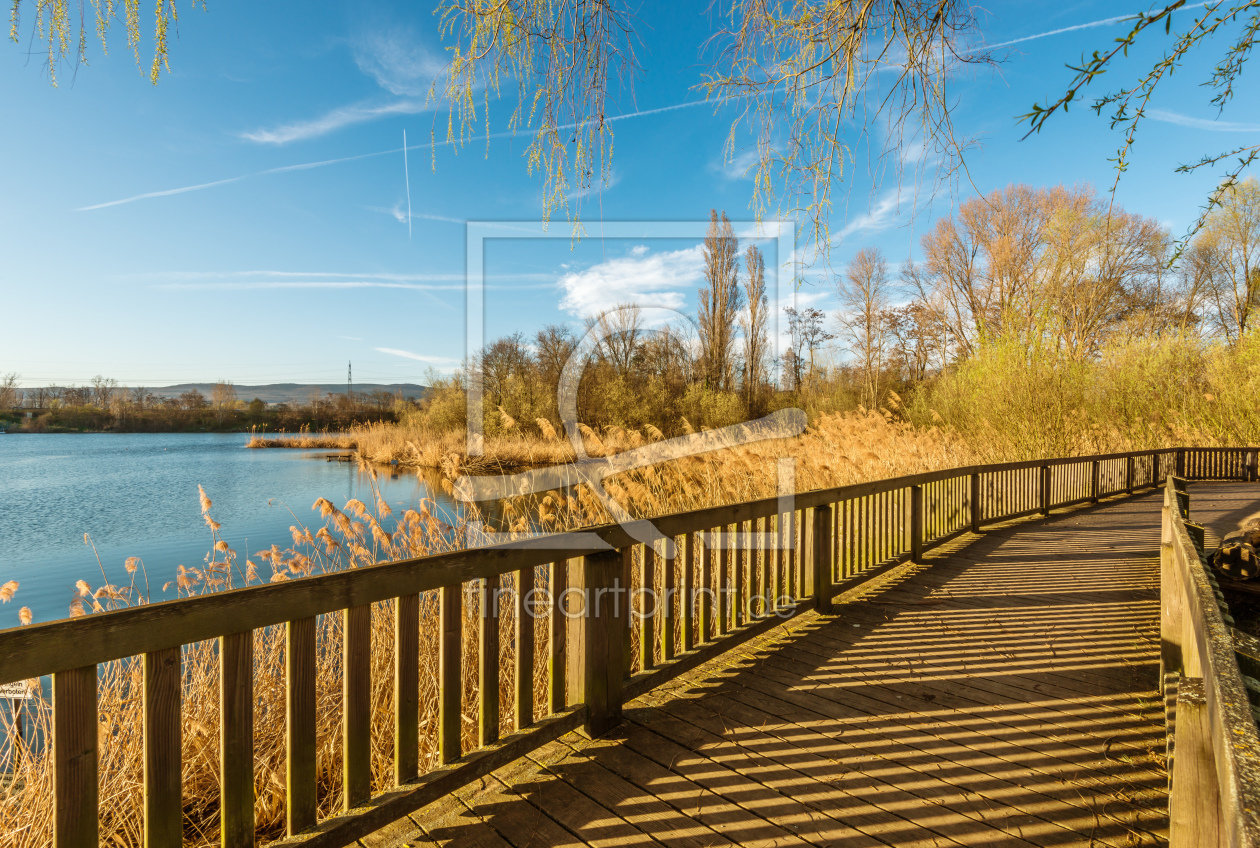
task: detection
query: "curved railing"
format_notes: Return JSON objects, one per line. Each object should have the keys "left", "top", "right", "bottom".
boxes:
{"left": 1162, "top": 475, "right": 1260, "bottom": 848}
{"left": 1, "top": 446, "right": 1256, "bottom": 848}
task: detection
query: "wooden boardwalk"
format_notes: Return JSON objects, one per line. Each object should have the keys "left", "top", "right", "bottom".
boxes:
{"left": 363, "top": 491, "right": 1176, "bottom": 848}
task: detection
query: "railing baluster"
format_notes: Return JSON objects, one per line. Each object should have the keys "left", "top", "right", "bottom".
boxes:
{"left": 548, "top": 560, "right": 566, "bottom": 714}
{"left": 661, "top": 542, "right": 677, "bottom": 661}
{"left": 144, "top": 646, "right": 181, "bottom": 848}
{"left": 221, "top": 631, "right": 254, "bottom": 848}
{"left": 286, "top": 617, "right": 316, "bottom": 834}
{"left": 439, "top": 584, "right": 462, "bottom": 763}
{"left": 814, "top": 504, "right": 834, "bottom": 614}
{"left": 54, "top": 665, "right": 97, "bottom": 848}
{"left": 344, "top": 604, "right": 371, "bottom": 809}
{"left": 718, "top": 525, "right": 730, "bottom": 634}
{"left": 735, "top": 523, "right": 747, "bottom": 628}
{"left": 970, "top": 472, "right": 980, "bottom": 532}
{"left": 699, "top": 530, "right": 712, "bottom": 642}
{"left": 910, "top": 486, "right": 923, "bottom": 564}
{"left": 394, "top": 595, "right": 419, "bottom": 786}
{"left": 583, "top": 548, "right": 625, "bottom": 736}
{"left": 640, "top": 547, "right": 656, "bottom": 672}
{"left": 682, "top": 532, "right": 695, "bottom": 649}
{"left": 516, "top": 567, "right": 535, "bottom": 728}
{"left": 479, "top": 576, "right": 500, "bottom": 748}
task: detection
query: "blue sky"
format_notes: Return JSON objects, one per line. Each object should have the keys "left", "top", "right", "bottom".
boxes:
{"left": 0, "top": 0, "right": 1255, "bottom": 388}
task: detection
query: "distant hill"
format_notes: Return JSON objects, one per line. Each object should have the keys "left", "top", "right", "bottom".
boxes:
{"left": 148, "top": 383, "right": 430, "bottom": 405}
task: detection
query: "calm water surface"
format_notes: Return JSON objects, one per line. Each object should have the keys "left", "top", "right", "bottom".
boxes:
{"left": 0, "top": 433, "right": 456, "bottom": 627}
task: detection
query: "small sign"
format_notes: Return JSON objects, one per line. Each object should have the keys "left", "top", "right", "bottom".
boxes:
{"left": 0, "top": 682, "right": 32, "bottom": 700}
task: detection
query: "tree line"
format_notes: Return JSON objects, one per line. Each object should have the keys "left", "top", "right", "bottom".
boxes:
{"left": 0, "top": 377, "right": 411, "bottom": 433}
{"left": 424, "top": 180, "right": 1259, "bottom": 439}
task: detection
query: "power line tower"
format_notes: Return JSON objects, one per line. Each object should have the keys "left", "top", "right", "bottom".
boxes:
{"left": 347, "top": 361, "right": 353, "bottom": 401}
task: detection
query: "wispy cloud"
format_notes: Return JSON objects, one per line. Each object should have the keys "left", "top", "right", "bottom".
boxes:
{"left": 1146, "top": 108, "right": 1260, "bottom": 133}
{"left": 375, "top": 347, "right": 459, "bottom": 365}
{"left": 80, "top": 98, "right": 724, "bottom": 212}
{"left": 557, "top": 245, "right": 704, "bottom": 319}
{"left": 976, "top": 3, "right": 1207, "bottom": 52}
{"left": 241, "top": 99, "right": 431, "bottom": 145}
{"left": 156, "top": 280, "right": 467, "bottom": 292}
{"left": 717, "top": 148, "right": 759, "bottom": 181}
{"left": 352, "top": 28, "right": 447, "bottom": 97}
{"left": 833, "top": 189, "right": 906, "bottom": 245}
{"left": 139, "top": 269, "right": 554, "bottom": 291}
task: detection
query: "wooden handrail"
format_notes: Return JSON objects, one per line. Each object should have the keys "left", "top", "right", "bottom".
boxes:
{"left": 1162, "top": 478, "right": 1260, "bottom": 847}
{"left": 6, "top": 444, "right": 1258, "bottom": 847}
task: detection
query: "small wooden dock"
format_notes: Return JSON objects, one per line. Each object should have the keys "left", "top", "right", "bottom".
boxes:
{"left": 368, "top": 493, "right": 1172, "bottom": 847}
{"left": 325, "top": 452, "right": 356, "bottom": 463}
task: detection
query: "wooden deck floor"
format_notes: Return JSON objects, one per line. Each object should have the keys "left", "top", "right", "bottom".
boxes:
{"left": 365, "top": 492, "right": 1176, "bottom": 848}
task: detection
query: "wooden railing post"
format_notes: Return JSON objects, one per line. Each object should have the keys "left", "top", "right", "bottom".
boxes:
{"left": 1249, "top": 450, "right": 1258, "bottom": 483}
{"left": 1176, "top": 449, "right": 1186, "bottom": 479}
{"left": 343, "top": 604, "right": 372, "bottom": 810}
{"left": 143, "top": 647, "right": 181, "bottom": 848}
{"left": 393, "top": 596, "right": 419, "bottom": 787}
{"left": 478, "top": 576, "right": 500, "bottom": 748}
{"left": 909, "top": 486, "right": 923, "bottom": 564}
{"left": 969, "top": 472, "right": 981, "bottom": 533}
{"left": 1090, "top": 460, "right": 1100, "bottom": 503}
{"left": 220, "top": 631, "right": 254, "bottom": 848}
{"left": 1039, "top": 466, "right": 1051, "bottom": 516}
{"left": 438, "top": 585, "right": 462, "bottom": 764}
{"left": 515, "top": 567, "right": 535, "bottom": 730}
{"left": 1152, "top": 451, "right": 1160, "bottom": 487}
{"left": 548, "top": 560, "right": 567, "bottom": 714}
{"left": 287, "top": 618, "right": 317, "bottom": 835}
{"left": 582, "top": 548, "right": 625, "bottom": 737}
{"left": 814, "top": 504, "right": 834, "bottom": 614}
{"left": 54, "top": 665, "right": 98, "bottom": 848}
{"left": 1126, "top": 456, "right": 1135, "bottom": 494}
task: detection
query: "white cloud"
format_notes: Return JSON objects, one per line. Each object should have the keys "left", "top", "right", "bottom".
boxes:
{"left": 833, "top": 190, "right": 906, "bottom": 245}
{"left": 557, "top": 246, "right": 704, "bottom": 318}
{"left": 375, "top": 347, "right": 459, "bottom": 365}
{"left": 1146, "top": 109, "right": 1260, "bottom": 133}
{"left": 718, "top": 148, "right": 760, "bottom": 181}
{"left": 352, "top": 28, "right": 447, "bottom": 97}
{"left": 240, "top": 99, "right": 430, "bottom": 145}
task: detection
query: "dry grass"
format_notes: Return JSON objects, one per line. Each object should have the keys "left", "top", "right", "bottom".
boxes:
{"left": 1, "top": 410, "right": 974, "bottom": 846}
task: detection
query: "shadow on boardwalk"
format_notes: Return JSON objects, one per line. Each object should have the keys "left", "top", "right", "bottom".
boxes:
{"left": 369, "top": 493, "right": 1171, "bottom": 848}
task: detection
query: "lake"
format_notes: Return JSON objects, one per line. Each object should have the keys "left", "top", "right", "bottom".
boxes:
{"left": 0, "top": 433, "right": 458, "bottom": 627}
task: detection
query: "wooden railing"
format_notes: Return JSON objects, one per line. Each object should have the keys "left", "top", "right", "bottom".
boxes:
{"left": 2, "top": 445, "right": 1257, "bottom": 848}
{"left": 1162, "top": 475, "right": 1260, "bottom": 848}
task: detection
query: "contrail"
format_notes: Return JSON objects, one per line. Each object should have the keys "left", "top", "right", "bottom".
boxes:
{"left": 403, "top": 129, "right": 412, "bottom": 241}
{"left": 78, "top": 98, "right": 727, "bottom": 212}
{"left": 977, "top": 2, "right": 1207, "bottom": 51}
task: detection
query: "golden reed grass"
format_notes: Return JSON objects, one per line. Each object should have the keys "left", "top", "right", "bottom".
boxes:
{"left": 1, "top": 410, "right": 975, "bottom": 846}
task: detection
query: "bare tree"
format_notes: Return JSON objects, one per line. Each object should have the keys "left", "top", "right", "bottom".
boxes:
{"left": 0, "top": 374, "right": 19, "bottom": 410}
{"left": 740, "top": 244, "right": 769, "bottom": 413}
{"left": 784, "top": 306, "right": 834, "bottom": 390}
{"left": 1188, "top": 176, "right": 1260, "bottom": 346}
{"left": 90, "top": 375, "right": 117, "bottom": 409}
{"left": 586, "top": 303, "right": 644, "bottom": 377}
{"left": 836, "top": 248, "right": 892, "bottom": 408}
{"left": 212, "top": 381, "right": 238, "bottom": 425}
{"left": 699, "top": 210, "right": 743, "bottom": 390}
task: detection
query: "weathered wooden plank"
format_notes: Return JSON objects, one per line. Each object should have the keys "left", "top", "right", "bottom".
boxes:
{"left": 287, "top": 617, "right": 317, "bottom": 835}
{"left": 699, "top": 530, "right": 712, "bottom": 643}
{"left": 439, "top": 584, "right": 462, "bottom": 764}
{"left": 275, "top": 707, "right": 586, "bottom": 848}
{"left": 909, "top": 485, "right": 923, "bottom": 564}
{"left": 479, "top": 575, "right": 500, "bottom": 748}
{"left": 515, "top": 567, "right": 535, "bottom": 730}
{"left": 221, "top": 630, "right": 255, "bottom": 848}
{"left": 53, "top": 665, "right": 97, "bottom": 848}
{"left": 394, "top": 595, "right": 419, "bottom": 786}
{"left": 144, "top": 646, "right": 181, "bottom": 848}
{"left": 344, "top": 604, "right": 372, "bottom": 810}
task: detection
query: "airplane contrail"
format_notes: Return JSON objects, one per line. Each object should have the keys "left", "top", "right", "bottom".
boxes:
{"left": 403, "top": 129, "right": 412, "bottom": 241}
{"left": 977, "top": 2, "right": 1207, "bottom": 51}
{"left": 77, "top": 98, "right": 728, "bottom": 212}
